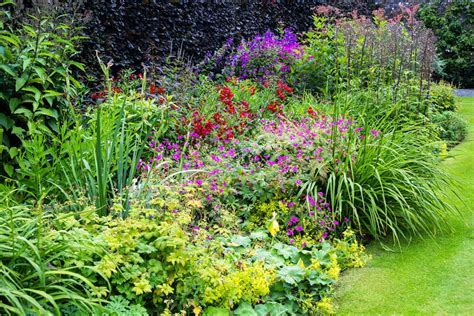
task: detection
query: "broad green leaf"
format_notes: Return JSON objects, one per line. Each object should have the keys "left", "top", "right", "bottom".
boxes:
{"left": 9, "top": 146, "right": 17, "bottom": 158}
{"left": 22, "top": 86, "right": 42, "bottom": 102}
{"left": 0, "top": 64, "right": 15, "bottom": 77}
{"left": 255, "top": 302, "right": 289, "bottom": 316}
{"left": 35, "top": 108, "right": 58, "bottom": 119}
{"left": 11, "top": 126, "right": 25, "bottom": 136}
{"left": 15, "top": 73, "right": 28, "bottom": 91}
{"left": 4, "top": 164, "right": 13, "bottom": 176}
{"left": 69, "top": 61, "right": 85, "bottom": 72}
{"left": 9, "top": 98, "right": 21, "bottom": 112}
{"left": 0, "top": 34, "right": 20, "bottom": 47}
{"left": 249, "top": 231, "right": 268, "bottom": 240}
{"left": 229, "top": 235, "right": 251, "bottom": 247}
{"left": 22, "top": 57, "right": 32, "bottom": 71}
{"left": 14, "top": 107, "right": 33, "bottom": 119}
{"left": 277, "top": 265, "right": 307, "bottom": 285}
{"left": 234, "top": 302, "right": 257, "bottom": 316}
{"left": 202, "top": 307, "right": 229, "bottom": 316}
{"left": 0, "top": 113, "right": 13, "bottom": 129}
{"left": 33, "top": 66, "right": 47, "bottom": 82}
{"left": 44, "top": 90, "right": 63, "bottom": 97}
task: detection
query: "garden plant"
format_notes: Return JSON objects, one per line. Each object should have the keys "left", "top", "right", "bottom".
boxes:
{"left": 0, "top": 1, "right": 470, "bottom": 315}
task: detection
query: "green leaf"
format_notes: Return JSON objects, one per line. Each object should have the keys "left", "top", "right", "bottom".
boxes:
{"left": 22, "top": 86, "right": 42, "bottom": 102}
{"left": 22, "top": 57, "right": 32, "bottom": 71}
{"left": 4, "top": 164, "right": 13, "bottom": 176}
{"left": 35, "top": 107, "right": 58, "bottom": 119}
{"left": 0, "top": 113, "right": 13, "bottom": 129}
{"left": 11, "top": 126, "right": 25, "bottom": 136}
{"left": 202, "top": 307, "right": 229, "bottom": 316}
{"left": 0, "top": 64, "right": 16, "bottom": 77}
{"left": 254, "top": 302, "right": 289, "bottom": 316}
{"left": 9, "top": 98, "right": 21, "bottom": 112}
{"left": 15, "top": 73, "right": 28, "bottom": 91}
{"left": 33, "top": 66, "right": 47, "bottom": 83}
{"left": 229, "top": 235, "right": 251, "bottom": 248}
{"left": 234, "top": 302, "right": 257, "bottom": 316}
{"left": 14, "top": 107, "right": 33, "bottom": 119}
{"left": 69, "top": 61, "right": 85, "bottom": 72}
{"left": 249, "top": 231, "right": 268, "bottom": 240}
{"left": 9, "top": 146, "right": 17, "bottom": 158}
{"left": 277, "top": 265, "right": 307, "bottom": 285}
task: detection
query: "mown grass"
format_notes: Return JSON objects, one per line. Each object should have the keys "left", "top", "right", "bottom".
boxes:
{"left": 335, "top": 97, "right": 474, "bottom": 315}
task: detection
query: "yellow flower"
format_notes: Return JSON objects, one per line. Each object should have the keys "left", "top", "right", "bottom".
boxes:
{"left": 267, "top": 216, "right": 280, "bottom": 237}
{"left": 317, "top": 297, "right": 335, "bottom": 315}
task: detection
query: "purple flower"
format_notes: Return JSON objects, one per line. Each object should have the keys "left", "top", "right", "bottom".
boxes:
{"left": 290, "top": 216, "right": 299, "bottom": 224}
{"left": 295, "top": 225, "right": 303, "bottom": 232}
{"left": 370, "top": 129, "right": 381, "bottom": 138}
{"left": 295, "top": 180, "right": 302, "bottom": 185}
{"left": 345, "top": 217, "right": 350, "bottom": 223}
{"left": 287, "top": 229, "right": 294, "bottom": 236}
{"left": 289, "top": 239, "right": 295, "bottom": 244}
{"left": 195, "top": 179, "right": 203, "bottom": 186}
{"left": 287, "top": 202, "right": 295, "bottom": 207}
{"left": 307, "top": 195, "right": 317, "bottom": 206}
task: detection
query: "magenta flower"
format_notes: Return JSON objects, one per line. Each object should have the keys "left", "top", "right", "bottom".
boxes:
{"left": 290, "top": 216, "right": 299, "bottom": 224}
{"left": 295, "top": 225, "right": 303, "bottom": 232}
{"left": 287, "top": 229, "right": 294, "bottom": 236}
{"left": 307, "top": 195, "right": 317, "bottom": 206}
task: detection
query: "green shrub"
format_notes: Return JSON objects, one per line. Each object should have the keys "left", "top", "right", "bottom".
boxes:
{"left": 0, "top": 2, "right": 85, "bottom": 177}
{"left": 432, "top": 111, "right": 468, "bottom": 145}
{"left": 418, "top": 0, "right": 474, "bottom": 87}
{"left": 428, "top": 81, "right": 457, "bottom": 113}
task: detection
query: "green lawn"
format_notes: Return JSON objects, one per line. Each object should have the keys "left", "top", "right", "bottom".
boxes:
{"left": 335, "top": 97, "right": 474, "bottom": 315}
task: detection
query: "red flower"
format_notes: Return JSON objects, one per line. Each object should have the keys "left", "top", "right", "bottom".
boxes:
{"left": 241, "top": 100, "right": 250, "bottom": 110}
{"left": 248, "top": 86, "right": 256, "bottom": 95}
{"left": 138, "top": 73, "right": 143, "bottom": 80}
{"left": 157, "top": 86, "right": 166, "bottom": 94}
{"left": 129, "top": 74, "right": 136, "bottom": 80}
{"left": 277, "top": 89, "right": 285, "bottom": 100}
{"left": 159, "top": 96, "right": 165, "bottom": 104}
{"left": 150, "top": 83, "right": 156, "bottom": 94}
{"left": 267, "top": 101, "right": 279, "bottom": 113}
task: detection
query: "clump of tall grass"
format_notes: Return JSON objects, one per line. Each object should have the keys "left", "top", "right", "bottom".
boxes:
{"left": 0, "top": 189, "right": 104, "bottom": 314}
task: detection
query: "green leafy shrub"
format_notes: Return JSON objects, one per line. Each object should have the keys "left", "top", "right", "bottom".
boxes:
{"left": 418, "top": 0, "right": 474, "bottom": 87}
{"left": 432, "top": 111, "right": 468, "bottom": 146}
{"left": 0, "top": 5, "right": 85, "bottom": 176}
{"left": 428, "top": 81, "right": 457, "bottom": 113}
{"left": 292, "top": 7, "right": 436, "bottom": 99}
